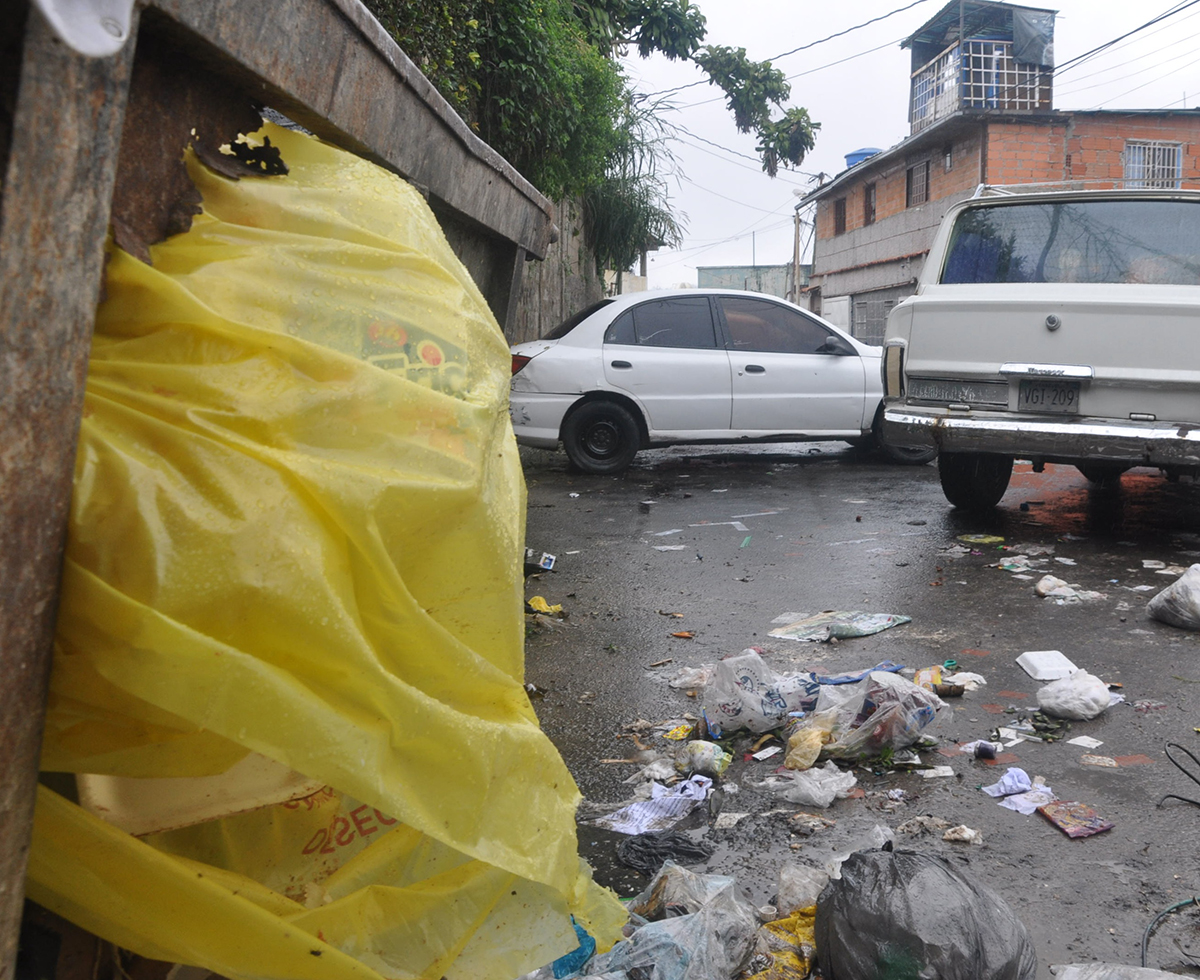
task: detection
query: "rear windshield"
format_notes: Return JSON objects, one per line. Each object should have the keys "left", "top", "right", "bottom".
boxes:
{"left": 941, "top": 199, "right": 1200, "bottom": 285}
{"left": 543, "top": 299, "right": 614, "bottom": 339}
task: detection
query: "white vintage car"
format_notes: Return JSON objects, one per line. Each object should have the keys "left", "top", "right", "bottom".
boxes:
{"left": 880, "top": 188, "right": 1200, "bottom": 509}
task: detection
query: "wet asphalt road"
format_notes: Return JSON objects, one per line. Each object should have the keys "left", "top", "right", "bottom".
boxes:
{"left": 520, "top": 441, "right": 1200, "bottom": 977}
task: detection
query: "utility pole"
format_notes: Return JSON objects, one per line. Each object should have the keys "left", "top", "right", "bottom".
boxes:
{"left": 790, "top": 205, "right": 802, "bottom": 302}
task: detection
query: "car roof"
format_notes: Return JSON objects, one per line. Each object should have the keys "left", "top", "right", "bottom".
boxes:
{"left": 962, "top": 187, "right": 1200, "bottom": 208}
{"left": 597, "top": 288, "right": 808, "bottom": 314}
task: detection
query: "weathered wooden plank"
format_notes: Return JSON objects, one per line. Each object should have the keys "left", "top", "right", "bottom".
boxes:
{"left": 145, "top": 0, "right": 557, "bottom": 260}
{"left": 0, "top": 6, "right": 138, "bottom": 977}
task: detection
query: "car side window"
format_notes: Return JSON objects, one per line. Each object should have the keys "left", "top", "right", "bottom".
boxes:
{"left": 719, "top": 297, "right": 834, "bottom": 354}
{"left": 610, "top": 297, "right": 718, "bottom": 349}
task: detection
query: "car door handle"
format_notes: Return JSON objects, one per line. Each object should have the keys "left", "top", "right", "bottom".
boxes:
{"left": 744, "top": 364, "right": 765, "bottom": 373}
{"left": 610, "top": 360, "right": 632, "bottom": 369}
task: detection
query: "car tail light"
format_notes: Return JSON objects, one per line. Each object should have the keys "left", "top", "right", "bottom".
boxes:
{"left": 883, "top": 343, "right": 905, "bottom": 399}
{"left": 512, "top": 354, "right": 533, "bottom": 376}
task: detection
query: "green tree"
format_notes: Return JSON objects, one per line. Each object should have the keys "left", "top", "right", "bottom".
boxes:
{"left": 362, "top": 0, "right": 817, "bottom": 269}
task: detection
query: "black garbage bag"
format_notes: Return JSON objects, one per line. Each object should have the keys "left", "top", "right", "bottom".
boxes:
{"left": 815, "top": 848, "right": 1037, "bottom": 980}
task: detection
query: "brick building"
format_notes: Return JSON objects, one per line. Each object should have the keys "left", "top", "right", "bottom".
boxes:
{"left": 802, "top": 0, "right": 1200, "bottom": 344}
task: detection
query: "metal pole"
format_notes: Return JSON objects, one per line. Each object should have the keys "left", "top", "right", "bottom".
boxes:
{"left": 0, "top": 7, "right": 137, "bottom": 977}
{"left": 790, "top": 206, "right": 802, "bottom": 302}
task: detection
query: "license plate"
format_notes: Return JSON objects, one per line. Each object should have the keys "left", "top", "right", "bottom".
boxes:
{"left": 907, "top": 378, "right": 1008, "bottom": 406}
{"left": 1019, "top": 380, "right": 1080, "bottom": 414}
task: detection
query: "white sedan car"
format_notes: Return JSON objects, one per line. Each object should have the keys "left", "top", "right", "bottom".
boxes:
{"left": 509, "top": 289, "right": 935, "bottom": 473}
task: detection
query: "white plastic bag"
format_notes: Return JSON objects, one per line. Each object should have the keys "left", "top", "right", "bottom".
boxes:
{"left": 702, "top": 650, "right": 819, "bottom": 735}
{"left": 822, "top": 672, "right": 944, "bottom": 760}
{"left": 1051, "top": 967, "right": 1188, "bottom": 979}
{"left": 754, "top": 761, "right": 857, "bottom": 808}
{"left": 776, "top": 862, "right": 830, "bottom": 914}
{"left": 1147, "top": 563, "right": 1200, "bottom": 629}
{"left": 1037, "top": 671, "right": 1111, "bottom": 720}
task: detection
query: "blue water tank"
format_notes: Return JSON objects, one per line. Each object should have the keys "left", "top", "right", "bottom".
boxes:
{"left": 845, "top": 147, "right": 882, "bottom": 169}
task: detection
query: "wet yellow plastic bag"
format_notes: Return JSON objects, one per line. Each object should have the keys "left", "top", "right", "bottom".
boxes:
{"left": 28, "top": 123, "right": 624, "bottom": 980}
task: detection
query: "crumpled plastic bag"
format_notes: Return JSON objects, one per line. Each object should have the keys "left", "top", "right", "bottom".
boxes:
{"left": 776, "top": 863, "right": 829, "bottom": 915}
{"left": 784, "top": 712, "right": 835, "bottom": 771}
{"left": 745, "top": 908, "right": 817, "bottom": 980}
{"left": 28, "top": 122, "right": 625, "bottom": 980}
{"left": 821, "top": 672, "right": 944, "bottom": 760}
{"left": 703, "top": 650, "right": 820, "bottom": 735}
{"left": 591, "top": 863, "right": 759, "bottom": 979}
{"left": 1148, "top": 563, "right": 1200, "bottom": 629}
{"left": 815, "top": 849, "right": 1037, "bottom": 980}
{"left": 754, "top": 761, "right": 857, "bottom": 808}
{"left": 1037, "top": 671, "right": 1112, "bottom": 720}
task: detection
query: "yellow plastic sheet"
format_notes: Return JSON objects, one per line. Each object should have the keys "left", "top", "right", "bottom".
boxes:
{"left": 29, "top": 123, "right": 625, "bottom": 980}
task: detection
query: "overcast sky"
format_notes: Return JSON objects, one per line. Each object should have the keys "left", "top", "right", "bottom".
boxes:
{"left": 619, "top": 0, "right": 1200, "bottom": 288}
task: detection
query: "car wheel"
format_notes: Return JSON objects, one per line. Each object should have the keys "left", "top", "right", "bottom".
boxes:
{"left": 871, "top": 407, "right": 936, "bottom": 465}
{"left": 1076, "top": 463, "right": 1127, "bottom": 487}
{"left": 562, "top": 400, "right": 641, "bottom": 474}
{"left": 938, "top": 452, "right": 1013, "bottom": 510}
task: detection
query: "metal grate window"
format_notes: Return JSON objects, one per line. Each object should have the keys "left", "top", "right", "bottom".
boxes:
{"left": 906, "top": 161, "right": 929, "bottom": 207}
{"left": 1124, "top": 141, "right": 1182, "bottom": 189}
{"left": 911, "top": 39, "right": 1049, "bottom": 134}
{"left": 833, "top": 197, "right": 847, "bottom": 235}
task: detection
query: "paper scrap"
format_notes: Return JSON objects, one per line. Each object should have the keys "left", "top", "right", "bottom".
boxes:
{"left": 590, "top": 775, "right": 713, "bottom": 834}
{"left": 918, "top": 766, "right": 956, "bottom": 779}
{"left": 714, "top": 812, "right": 749, "bottom": 829}
{"left": 769, "top": 610, "right": 911, "bottom": 643}
{"left": 1038, "top": 800, "right": 1114, "bottom": 838}
{"left": 1080, "top": 754, "right": 1117, "bottom": 768}
{"left": 1067, "top": 735, "right": 1104, "bottom": 749}
{"left": 752, "top": 746, "right": 783, "bottom": 761}
{"left": 998, "top": 786, "right": 1056, "bottom": 815}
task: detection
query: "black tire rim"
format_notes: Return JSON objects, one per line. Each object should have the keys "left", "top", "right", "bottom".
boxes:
{"left": 581, "top": 419, "right": 621, "bottom": 458}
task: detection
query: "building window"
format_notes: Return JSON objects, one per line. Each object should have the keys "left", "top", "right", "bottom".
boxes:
{"left": 863, "top": 183, "right": 876, "bottom": 226}
{"left": 906, "top": 161, "right": 929, "bottom": 207}
{"left": 833, "top": 197, "right": 847, "bottom": 235}
{"left": 1125, "top": 141, "right": 1182, "bottom": 188}
{"left": 943, "top": 145, "right": 954, "bottom": 172}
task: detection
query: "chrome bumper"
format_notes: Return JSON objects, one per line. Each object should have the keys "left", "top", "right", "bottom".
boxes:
{"left": 882, "top": 407, "right": 1200, "bottom": 468}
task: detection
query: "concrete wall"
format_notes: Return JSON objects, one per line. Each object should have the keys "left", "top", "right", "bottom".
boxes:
{"left": 509, "top": 198, "right": 605, "bottom": 345}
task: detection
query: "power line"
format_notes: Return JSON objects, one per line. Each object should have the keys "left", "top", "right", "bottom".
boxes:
{"left": 1057, "top": 33, "right": 1200, "bottom": 99}
{"left": 1055, "top": 0, "right": 1200, "bottom": 78}
{"left": 644, "top": 0, "right": 936, "bottom": 99}
{"left": 1051, "top": 5, "right": 1200, "bottom": 89}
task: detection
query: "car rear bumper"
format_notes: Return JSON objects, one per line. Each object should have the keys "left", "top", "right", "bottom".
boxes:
{"left": 882, "top": 406, "right": 1200, "bottom": 468}
{"left": 509, "top": 392, "right": 578, "bottom": 449}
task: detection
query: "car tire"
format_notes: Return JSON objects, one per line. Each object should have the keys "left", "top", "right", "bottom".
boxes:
{"left": 562, "top": 400, "right": 641, "bottom": 474}
{"left": 1076, "top": 463, "right": 1127, "bottom": 487}
{"left": 938, "top": 452, "right": 1013, "bottom": 510}
{"left": 871, "top": 407, "right": 937, "bottom": 465}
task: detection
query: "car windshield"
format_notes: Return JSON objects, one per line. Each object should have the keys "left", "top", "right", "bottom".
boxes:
{"left": 941, "top": 199, "right": 1200, "bottom": 285}
{"left": 543, "top": 299, "right": 614, "bottom": 339}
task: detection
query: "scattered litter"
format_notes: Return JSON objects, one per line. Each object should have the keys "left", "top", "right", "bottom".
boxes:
{"left": 526, "top": 595, "right": 563, "bottom": 615}
{"left": 919, "top": 765, "right": 956, "bottom": 779}
{"left": 1000, "top": 786, "right": 1057, "bottom": 816}
{"left": 1068, "top": 735, "right": 1105, "bottom": 749}
{"left": 983, "top": 767, "right": 1032, "bottom": 797}
{"left": 1080, "top": 754, "right": 1118, "bottom": 768}
{"left": 1157, "top": 565, "right": 1188, "bottom": 576}
{"left": 998, "top": 554, "right": 1044, "bottom": 573}
{"left": 752, "top": 761, "right": 857, "bottom": 807}
{"left": 751, "top": 745, "right": 782, "bottom": 761}
{"left": 958, "top": 534, "right": 1005, "bottom": 545}
{"left": 668, "top": 665, "right": 714, "bottom": 690}
{"left": 943, "top": 670, "right": 987, "bottom": 691}
{"left": 961, "top": 740, "right": 1003, "bottom": 758}
{"left": 789, "top": 812, "right": 836, "bottom": 836}
{"left": 816, "top": 849, "right": 1037, "bottom": 980}
{"left": 1143, "top": 559, "right": 1167, "bottom": 569}
{"left": 1037, "top": 671, "right": 1113, "bottom": 721}
{"left": 1051, "top": 965, "right": 1187, "bottom": 979}
{"left": 703, "top": 650, "right": 820, "bottom": 734}
{"left": 671, "top": 630, "right": 695, "bottom": 639}
{"left": 654, "top": 529, "right": 683, "bottom": 536}
{"left": 1055, "top": 557, "right": 1078, "bottom": 566}
{"left": 662, "top": 723, "right": 694, "bottom": 741}
{"left": 525, "top": 548, "right": 556, "bottom": 571}
{"left": 1035, "top": 575, "right": 1105, "bottom": 602}
{"left": 1016, "top": 649, "right": 1078, "bottom": 681}
{"left": 887, "top": 789, "right": 907, "bottom": 801}
{"left": 647, "top": 658, "right": 674, "bottom": 669}
{"left": 615, "top": 830, "right": 715, "bottom": 875}
{"left": 897, "top": 815, "right": 950, "bottom": 835}
{"left": 769, "top": 610, "right": 911, "bottom": 642}
{"left": 568, "top": 492, "right": 579, "bottom": 498}
{"left": 678, "top": 741, "right": 732, "bottom": 777}
{"left": 713, "top": 812, "right": 749, "bottom": 830}
{"left": 942, "top": 544, "right": 972, "bottom": 558}
{"left": 1038, "top": 800, "right": 1114, "bottom": 838}
{"left": 1148, "top": 564, "right": 1200, "bottom": 630}
{"left": 942, "top": 824, "right": 984, "bottom": 844}
{"left": 590, "top": 775, "right": 714, "bottom": 834}
{"left": 655, "top": 544, "right": 689, "bottom": 551}
{"left": 1125, "top": 584, "right": 1156, "bottom": 592}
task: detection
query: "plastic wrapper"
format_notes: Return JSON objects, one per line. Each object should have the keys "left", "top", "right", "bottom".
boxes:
{"left": 28, "top": 123, "right": 625, "bottom": 980}
{"left": 1148, "top": 563, "right": 1200, "bottom": 628}
{"left": 677, "top": 740, "right": 732, "bottom": 776}
{"left": 784, "top": 712, "right": 835, "bottom": 771}
{"left": 703, "top": 650, "right": 820, "bottom": 735}
{"left": 754, "top": 761, "right": 857, "bottom": 808}
{"left": 591, "top": 863, "right": 759, "bottom": 979}
{"left": 745, "top": 908, "right": 817, "bottom": 980}
{"left": 775, "top": 863, "right": 829, "bottom": 915}
{"left": 1037, "top": 671, "right": 1111, "bottom": 720}
{"left": 815, "top": 849, "right": 1037, "bottom": 980}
